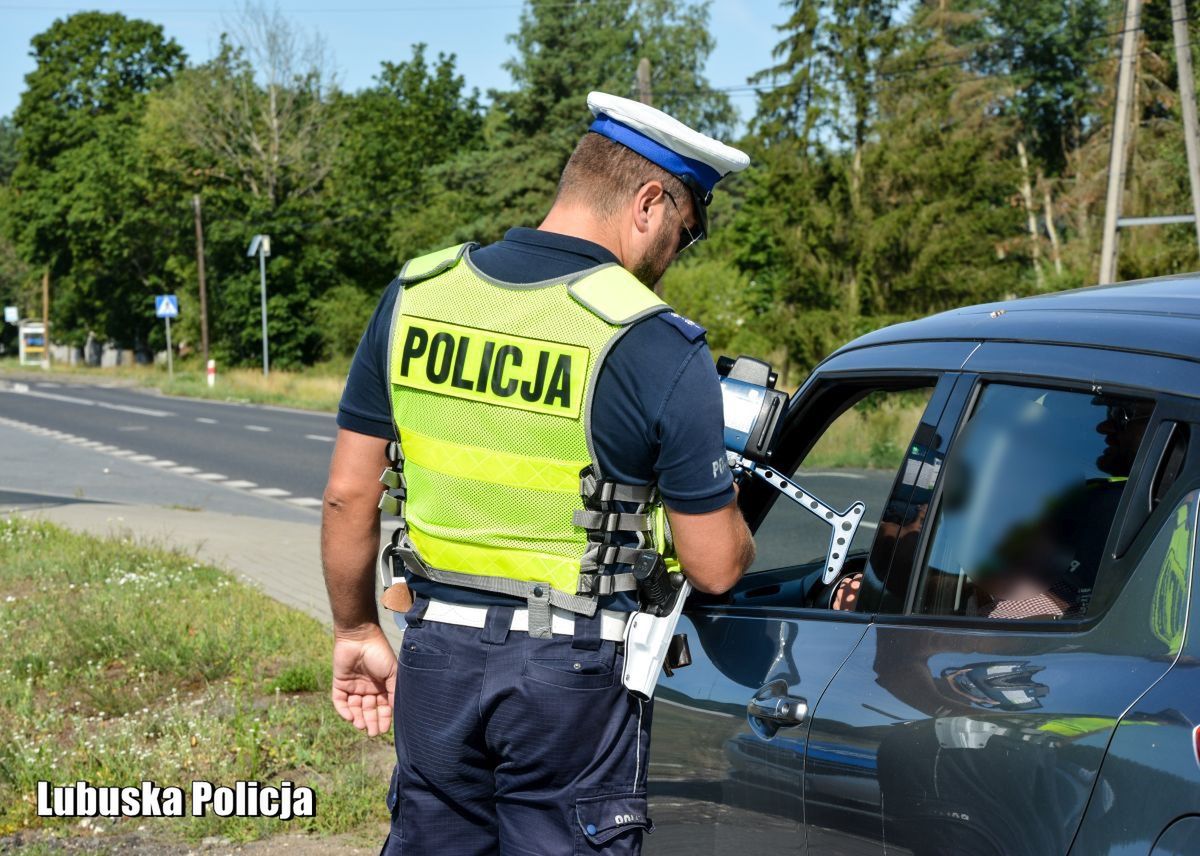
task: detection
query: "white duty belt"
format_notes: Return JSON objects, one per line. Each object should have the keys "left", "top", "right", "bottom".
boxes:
{"left": 417, "top": 599, "right": 629, "bottom": 643}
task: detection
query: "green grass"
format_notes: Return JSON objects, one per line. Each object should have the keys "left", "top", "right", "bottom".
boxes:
{"left": 0, "top": 518, "right": 391, "bottom": 844}
{"left": 802, "top": 391, "right": 931, "bottom": 470}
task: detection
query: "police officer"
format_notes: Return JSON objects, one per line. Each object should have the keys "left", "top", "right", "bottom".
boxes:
{"left": 321, "top": 91, "right": 755, "bottom": 854}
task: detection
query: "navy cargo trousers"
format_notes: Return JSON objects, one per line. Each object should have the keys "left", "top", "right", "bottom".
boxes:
{"left": 379, "top": 599, "right": 654, "bottom": 855}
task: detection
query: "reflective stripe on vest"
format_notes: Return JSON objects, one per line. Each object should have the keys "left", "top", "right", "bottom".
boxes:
{"left": 387, "top": 245, "right": 668, "bottom": 601}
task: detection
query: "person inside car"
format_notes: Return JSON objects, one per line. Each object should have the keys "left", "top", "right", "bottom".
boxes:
{"left": 831, "top": 398, "right": 1153, "bottom": 618}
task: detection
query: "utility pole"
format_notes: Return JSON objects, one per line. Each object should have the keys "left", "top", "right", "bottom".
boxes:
{"left": 41, "top": 267, "right": 49, "bottom": 369}
{"left": 637, "top": 58, "right": 652, "bottom": 107}
{"left": 192, "top": 194, "right": 210, "bottom": 363}
{"left": 1171, "top": 0, "right": 1200, "bottom": 257}
{"left": 1099, "top": 0, "right": 1141, "bottom": 285}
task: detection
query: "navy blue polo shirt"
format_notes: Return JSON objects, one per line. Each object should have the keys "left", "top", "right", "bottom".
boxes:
{"left": 337, "top": 227, "right": 734, "bottom": 609}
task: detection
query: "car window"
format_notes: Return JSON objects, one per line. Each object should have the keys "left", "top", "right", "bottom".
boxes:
{"left": 913, "top": 383, "right": 1154, "bottom": 621}
{"left": 747, "top": 386, "right": 936, "bottom": 600}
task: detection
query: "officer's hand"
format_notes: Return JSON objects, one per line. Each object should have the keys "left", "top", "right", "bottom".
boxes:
{"left": 331, "top": 624, "right": 396, "bottom": 737}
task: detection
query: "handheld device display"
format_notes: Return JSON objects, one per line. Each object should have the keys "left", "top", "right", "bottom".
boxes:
{"left": 719, "top": 355, "right": 867, "bottom": 585}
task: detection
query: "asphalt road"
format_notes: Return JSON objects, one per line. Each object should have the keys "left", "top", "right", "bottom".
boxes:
{"left": 750, "top": 467, "right": 896, "bottom": 572}
{"left": 0, "top": 377, "right": 337, "bottom": 514}
{"left": 0, "top": 376, "right": 901, "bottom": 568}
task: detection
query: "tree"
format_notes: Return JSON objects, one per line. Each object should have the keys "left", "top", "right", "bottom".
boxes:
{"left": 140, "top": 3, "right": 347, "bottom": 367}
{"left": 978, "top": 0, "right": 1111, "bottom": 176}
{"left": 7, "top": 12, "right": 184, "bottom": 349}
{"left": 156, "top": 6, "right": 340, "bottom": 208}
{"left": 420, "top": 0, "right": 735, "bottom": 247}
{"left": 331, "top": 44, "right": 483, "bottom": 293}
{"left": 858, "top": 1, "right": 1027, "bottom": 312}
{"left": 0, "top": 117, "right": 18, "bottom": 184}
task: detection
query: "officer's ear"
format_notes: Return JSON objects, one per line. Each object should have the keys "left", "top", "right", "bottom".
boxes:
{"left": 631, "top": 180, "right": 666, "bottom": 236}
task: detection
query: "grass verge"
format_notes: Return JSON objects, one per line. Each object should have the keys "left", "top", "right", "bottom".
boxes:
{"left": 0, "top": 518, "right": 390, "bottom": 845}
{"left": 0, "top": 357, "right": 348, "bottom": 413}
{"left": 803, "top": 392, "right": 931, "bottom": 470}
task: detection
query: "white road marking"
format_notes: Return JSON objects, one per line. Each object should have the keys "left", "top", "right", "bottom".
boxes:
{"left": 0, "top": 414, "right": 323, "bottom": 513}
{"left": 196, "top": 417, "right": 217, "bottom": 424}
{"left": 118, "top": 425, "right": 147, "bottom": 431}
{"left": 859, "top": 521, "right": 878, "bottom": 530}
{"left": 36, "top": 382, "right": 61, "bottom": 388}
{"left": 0, "top": 387, "right": 172, "bottom": 417}
{"left": 304, "top": 434, "right": 334, "bottom": 442}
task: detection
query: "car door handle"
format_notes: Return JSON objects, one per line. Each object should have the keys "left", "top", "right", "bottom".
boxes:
{"left": 747, "top": 679, "right": 808, "bottom": 731}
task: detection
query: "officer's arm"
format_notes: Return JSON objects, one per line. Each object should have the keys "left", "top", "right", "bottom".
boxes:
{"left": 322, "top": 428, "right": 389, "bottom": 631}
{"left": 667, "top": 496, "right": 755, "bottom": 594}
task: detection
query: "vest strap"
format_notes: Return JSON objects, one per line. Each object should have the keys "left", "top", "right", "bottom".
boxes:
{"left": 399, "top": 243, "right": 474, "bottom": 284}
{"left": 568, "top": 265, "right": 668, "bottom": 325}
{"left": 580, "top": 470, "right": 656, "bottom": 505}
{"left": 577, "top": 572, "right": 639, "bottom": 596}
{"left": 379, "top": 467, "right": 405, "bottom": 491}
{"left": 379, "top": 493, "right": 405, "bottom": 517}
{"left": 582, "top": 542, "right": 647, "bottom": 569}
{"left": 572, "top": 509, "right": 651, "bottom": 534}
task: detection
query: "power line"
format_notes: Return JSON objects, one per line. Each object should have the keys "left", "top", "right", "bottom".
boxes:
{"left": 0, "top": 1, "right": 628, "bottom": 10}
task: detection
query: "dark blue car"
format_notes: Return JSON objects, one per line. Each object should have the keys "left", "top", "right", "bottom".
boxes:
{"left": 647, "top": 277, "right": 1200, "bottom": 855}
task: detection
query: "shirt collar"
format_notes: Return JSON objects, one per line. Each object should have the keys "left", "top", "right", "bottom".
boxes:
{"left": 501, "top": 227, "right": 619, "bottom": 266}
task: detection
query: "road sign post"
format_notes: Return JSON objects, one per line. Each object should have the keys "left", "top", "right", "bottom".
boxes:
{"left": 247, "top": 234, "right": 271, "bottom": 378}
{"left": 155, "top": 294, "right": 179, "bottom": 380}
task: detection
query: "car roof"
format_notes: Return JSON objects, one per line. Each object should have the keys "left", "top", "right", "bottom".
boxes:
{"left": 835, "top": 274, "right": 1200, "bottom": 363}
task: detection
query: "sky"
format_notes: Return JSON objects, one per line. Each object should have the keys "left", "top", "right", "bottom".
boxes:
{"left": 0, "top": 0, "right": 788, "bottom": 126}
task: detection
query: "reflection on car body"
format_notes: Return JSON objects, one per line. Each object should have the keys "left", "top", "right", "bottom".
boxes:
{"left": 646, "top": 278, "right": 1200, "bottom": 855}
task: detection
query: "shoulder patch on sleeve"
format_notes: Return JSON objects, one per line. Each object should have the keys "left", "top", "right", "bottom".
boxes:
{"left": 659, "top": 311, "right": 707, "bottom": 343}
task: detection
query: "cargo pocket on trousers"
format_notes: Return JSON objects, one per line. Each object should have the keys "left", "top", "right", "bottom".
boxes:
{"left": 574, "top": 792, "right": 653, "bottom": 854}
{"left": 385, "top": 764, "right": 400, "bottom": 820}
{"left": 377, "top": 765, "right": 403, "bottom": 855}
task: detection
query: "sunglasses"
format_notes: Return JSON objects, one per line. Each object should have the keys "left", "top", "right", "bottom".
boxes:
{"left": 661, "top": 187, "right": 706, "bottom": 255}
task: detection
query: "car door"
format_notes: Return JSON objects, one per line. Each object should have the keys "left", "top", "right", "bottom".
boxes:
{"left": 803, "top": 359, "right": 1198, "bottom": 856}
{"left": 645, "top": 367, "right": 959, "bottom": 856}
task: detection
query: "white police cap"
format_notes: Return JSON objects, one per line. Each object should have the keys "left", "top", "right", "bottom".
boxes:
{"left": 587, "top": 91, "right": 749, "bottom": 206}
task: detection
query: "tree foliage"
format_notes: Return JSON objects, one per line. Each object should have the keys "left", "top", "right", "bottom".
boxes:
{"left": 5, "top": 0, "right": 1200, "bottom": 378}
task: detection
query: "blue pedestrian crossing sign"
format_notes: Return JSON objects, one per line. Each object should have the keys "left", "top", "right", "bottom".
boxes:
{"left": 155, "top": 294, "right": 179, "bottom": 319}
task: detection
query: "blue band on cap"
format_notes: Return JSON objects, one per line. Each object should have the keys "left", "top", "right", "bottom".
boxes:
{"left": 589, "top": 114, "right": 723, "bottom": 195}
